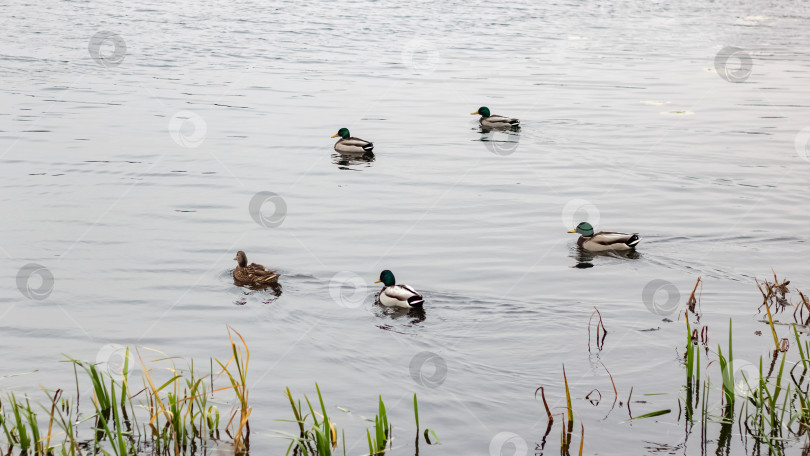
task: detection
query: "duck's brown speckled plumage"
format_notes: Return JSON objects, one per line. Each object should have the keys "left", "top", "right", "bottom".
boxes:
{"left": 233, "top": 251, "right": 279, "bottom": 286}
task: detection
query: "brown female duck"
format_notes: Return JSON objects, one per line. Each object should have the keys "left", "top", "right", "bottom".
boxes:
{"left": 233, "top": 250, "right": 279, "bottom": 286}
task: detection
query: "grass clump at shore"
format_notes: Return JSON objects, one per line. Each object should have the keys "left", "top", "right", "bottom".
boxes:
{"left": 0, "top": 326, "right": 433, "bottom": 456}
{"left": 281, "top": 388, "right": 437, "bottom": 456}
{"left": 534, "top": 272, "right": 810, "bottom": 455}
{"left": 0, "top": 326, "right": 251, "bottom": 455}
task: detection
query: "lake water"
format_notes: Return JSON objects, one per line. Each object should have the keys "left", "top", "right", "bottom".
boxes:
{"left": 2, "top": 0, "right": 810, "bottom": 454}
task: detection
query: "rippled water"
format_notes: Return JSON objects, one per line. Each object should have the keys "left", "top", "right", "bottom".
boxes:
{"left": 2, "top": 0, "right": 810, "bottom": 454}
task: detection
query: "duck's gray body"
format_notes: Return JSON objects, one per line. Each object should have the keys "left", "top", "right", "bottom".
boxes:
{"left": 379, "top": 284, "right": 424, "bottom": 308}
{"left": 334, "top": 137, "right": 373, "bottom": 153}
{"left": 480, "top": 115, "right": 520, "bottom": 129}
{"left": 577, "top": 231, "right": 640, "bottom": 252}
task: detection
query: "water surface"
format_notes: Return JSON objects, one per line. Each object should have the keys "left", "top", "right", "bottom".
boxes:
{"left": 1, "top": 0, "right": 810, "bottom": 454}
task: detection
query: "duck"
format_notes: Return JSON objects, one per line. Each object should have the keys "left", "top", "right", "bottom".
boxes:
{"left": 332, "top": 128, "right": 374, "bottom": 153}
{"left": 471, "top": 107, "right": 520, "bottom": 129}
{"left": 567, "top": 222, "right": 640, "bottom": 252}
{"left": 233, "top": 250, "right": 279, "bottom": 286}
{"left": 375, "top": 270, "right": 424, "bottom": 308}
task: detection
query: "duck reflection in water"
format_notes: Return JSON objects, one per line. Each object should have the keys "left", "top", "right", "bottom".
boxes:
{"left": 479, "top": 129, "right": 520, "bottom": 156}
{"left": 332, "top": 150, "right": 375, "bottom": 170}
{"left": 261, "top": 282, "right": 283, "bottom": 302}
{"left": 233, "top": 282, "right": 282, "bottom": 306}
{"left": 375, "top": 304, "right": 427, "bottom": 327}
{"left": 570, "top": 246, "right": 641, "bottom": 269}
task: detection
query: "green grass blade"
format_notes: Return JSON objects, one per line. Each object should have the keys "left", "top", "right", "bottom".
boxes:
{"left": 628, "top": 409, "right": 671, "bottom": 421}
{"left": 413, "top": 394, "right": 419, "bottom": 430}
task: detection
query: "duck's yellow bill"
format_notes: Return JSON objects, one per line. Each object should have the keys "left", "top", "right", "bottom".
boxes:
{"left": 331, "top": 133, "right": 339, "bottom": 138}
{"left": 470, "top": 111, "right": 479, "bottom": 115}
{"left": 374, "top": 279, "right": 381, "bottom": 283}
{"left": 567, "top": 229, "right": 577, "bottom": 233}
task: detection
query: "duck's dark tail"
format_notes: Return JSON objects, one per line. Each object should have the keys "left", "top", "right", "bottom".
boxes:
{"left": 408, "top": 295, "right": 425, "bottom": 307}
{"left": 626, "top": 234, "right": 640, "bottom": 248}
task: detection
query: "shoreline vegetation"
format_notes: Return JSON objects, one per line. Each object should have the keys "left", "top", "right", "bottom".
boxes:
{"left": 0, "top": 327, "right": 437, "bottom": 456}
{"left": 2, "top": 272, "right": 808, "bottom": 455}
{"left": 534, "top": 271, "right": 810, "bottom": 456}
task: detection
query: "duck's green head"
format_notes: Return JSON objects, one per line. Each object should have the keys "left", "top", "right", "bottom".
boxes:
{"left": 568, "top": 222, "right": 594, "bottom": 237}
{"left": 375, "top": 270, "right": 396, "bottom": 286}
{"left": 471, "top": 106, "right": 491, "bottom": 118}
{"left": 331, "top": 128, "right": 350, "bottom": 139}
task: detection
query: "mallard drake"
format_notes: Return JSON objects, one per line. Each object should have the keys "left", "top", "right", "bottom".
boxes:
{"left": 332, "top": 128, "right": 373, "bottom": 153}
{"left": 567, "top": 222, "right": 640, "bottom": 252}
{"left": 375, "top": 270, "right": 424, "bottom": 308}
{"left": 471, "top": 107, "right": 519, "bottom": 129}
{"left": 233, "top": 250, "right": 279, "bottom": 286}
